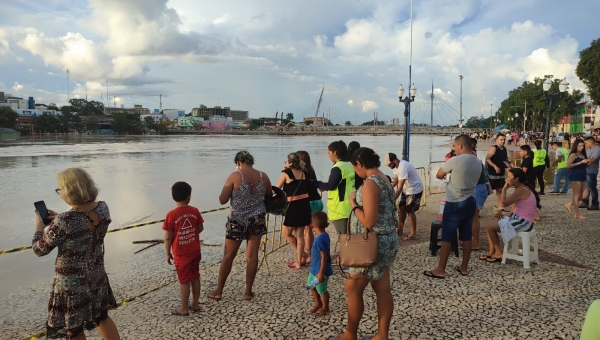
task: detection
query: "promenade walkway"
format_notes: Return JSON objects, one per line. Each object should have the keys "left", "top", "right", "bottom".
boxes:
{"left": 5, "top": 192, "right": 597, "bottom": 340}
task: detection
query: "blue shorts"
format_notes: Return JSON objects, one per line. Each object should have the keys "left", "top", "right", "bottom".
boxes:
{"left": 475, "top": 184, "right": 488, "bottom": 209}
{"left": 442, "top": 196, "right": 477, "bottom": 243}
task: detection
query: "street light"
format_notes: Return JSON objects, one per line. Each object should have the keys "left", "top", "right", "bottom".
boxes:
{"left": 543, "top": 78, "right": 568, "bottom": 151}
{"left": 398, "top": 83, "right": 417, "bottom": 161}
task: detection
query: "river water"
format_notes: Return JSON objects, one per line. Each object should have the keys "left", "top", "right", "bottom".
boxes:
{"left": 0, "top": 134, "right": 453, "bottom": 294}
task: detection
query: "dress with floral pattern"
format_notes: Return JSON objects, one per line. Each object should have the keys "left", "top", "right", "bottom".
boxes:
{"left": 32, "top": 201, "right": 117, "bottom": 338}
{"left": 349, "top": 175, "right": 399, "bottom": 280}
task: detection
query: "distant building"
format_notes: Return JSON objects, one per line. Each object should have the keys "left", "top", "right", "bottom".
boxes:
{"left": 192, "top": 105, "right": 231, "bottom": 119}
{"left": 0, "top": 96, "right": 29, "bottom": 110}
{"left": 15, "top": 109, "right": 63, "bottom": 116}
{"left": 260, "top": 117, "right": 280, "bottom": 128}
{"left": 162, "top": 109, "right": 185, "bottom": 120}
{"left": 557, "top": 101, "right": 598, "bottom": 133}
{"left": 104, "top": 105, "right": 150, "bottom": 115}
{"left": 303, "top": 117, "right": 329, "bottom": 126}
{"left": 390, "top": 118, "right": 400, "bottom": 126}
{"left": 140, "top": 114, "right": 166, "bottom": 123}
{"left": 230, "top": 110, "right": 249, "bottom": 121}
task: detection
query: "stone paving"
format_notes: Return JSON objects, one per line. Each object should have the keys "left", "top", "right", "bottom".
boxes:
{"left": 3, "top": 192, "right": 599, "bottom": 340}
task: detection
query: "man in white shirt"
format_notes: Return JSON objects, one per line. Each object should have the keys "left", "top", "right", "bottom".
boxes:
{"left": 384, "top": 153, "right": 424, "bottom": 240}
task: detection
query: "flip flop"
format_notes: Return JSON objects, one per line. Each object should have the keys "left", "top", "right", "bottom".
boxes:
{"left": 479, "top": 255, "right": 492, "bottom": 260}
{"left": 402, "top": 235, "right": 417, "bottom": 241}
{"left": 454, "top": 265, "right": 468, "bottom": 276}
{"left": 206, "top": 292, "right": 222, "bottom": 301}
{"left": 244, "top": 292, "right": 255, "bottom": 301}
{"left": 188, "top": 303, "right": 199, "bottom": 312}
{"left": 171, "top": 307, "right": 189, "bottom": 316}
{"left": 423, "top": 270, "right": 445, "bottom": 279}
{"left": 486, "top": 257, "right": 502, "bottom": 263}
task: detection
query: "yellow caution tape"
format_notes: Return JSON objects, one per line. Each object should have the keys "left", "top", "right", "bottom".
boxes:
{"left": 2, "top": 206, "right": 229, "bottom": 256}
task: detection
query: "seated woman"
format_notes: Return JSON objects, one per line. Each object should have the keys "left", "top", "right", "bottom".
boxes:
{"left": 480, "top": 168, "right": 541, "bottom": 263}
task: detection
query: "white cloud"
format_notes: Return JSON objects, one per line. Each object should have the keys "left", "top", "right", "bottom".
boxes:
{"left": 347, "top": 99, "right": 354, "bottom": 106}
{"left": 212, "top": 12, "right": 232, "bottom": 25}
{"left": 361, "top": 100, "right": 379, "bottom": 112}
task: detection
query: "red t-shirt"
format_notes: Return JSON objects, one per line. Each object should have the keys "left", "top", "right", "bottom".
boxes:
{"left": 162, "top": 206, "right": 204, "bottom": 256}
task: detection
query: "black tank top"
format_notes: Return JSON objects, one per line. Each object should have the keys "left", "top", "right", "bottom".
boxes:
{"left": 489, "top": 145, "right": 508, "bottom": 176}
{"left": 282, "top": 169, "right": 309, "bottom": 198}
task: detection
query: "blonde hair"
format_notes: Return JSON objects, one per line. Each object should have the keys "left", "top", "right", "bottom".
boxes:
{"left": 57, "top": 168, "right": 98, "bottom": 205}
{"left": 287, "top": 152, "right": 306, "bottom": 171}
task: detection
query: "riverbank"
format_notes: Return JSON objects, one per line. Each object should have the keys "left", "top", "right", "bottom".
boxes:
{"left": 6, "top": 192, "right": 599, "bottom": 340}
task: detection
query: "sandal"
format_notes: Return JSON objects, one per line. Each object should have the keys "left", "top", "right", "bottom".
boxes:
{"left": 479, "top": 255, "right": 492, "bottom": 260}
{"left": 402, "top": 235, "right": 417, "bottom": 241}
{"left": 454, "top": 265, "right": 467, "bottom": 276}
{"left": 171, "top": 307, "right": 189, "bottom": 316}
{"left": 486, "top": 257, "right": 502, "bottom": 263}
{"left": 244, "top": 292, "right": 255, "bottom": 301}
{"left": 188, "top": 303, "right": 199, "bottom": 312}
{"left": 423, "top": 270, "right": 445, "bottom": 279}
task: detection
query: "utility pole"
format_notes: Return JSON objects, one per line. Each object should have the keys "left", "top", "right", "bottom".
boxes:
{"left": 373, "top": 112, "right": 376, "bottom": 131}
{"left": 430, "top": 82, "right": 434, "bottom": 126}
{"left": 159, "top": 94, "right": 162, "bottom": 112}
{"left": 524, "top": 100, "right": 527, "bottom": 131}
{"left": 113, "top": 96, "right": 116, "bottom": 107}
{"left": 106, "top": 81, "right": 109, "bottom": 108}
{"left": 459, "top": 75, "right": 463, "bottom": 133}
{"left": 66, "top": 68, "right": 70, "bottom": 103}
{"left": 489, "top": 103, "right": 493, "bottom": 130}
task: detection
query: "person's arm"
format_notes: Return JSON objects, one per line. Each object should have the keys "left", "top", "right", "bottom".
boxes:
{"left": 32, "top": 213, "right": 65, "bottom": 257}
{"left": 501, "top": 185, "right": 529, "bottom": 207}
{"left": 317, "top": 250, "right": 327, "bottom": 283}
{"left": 262, "top": 172, "right": 273, "bottom": 197}
{"left": 485, "top": 147, "right": 500, "bottom": 173}
{"left": 314, "top": 167, "right": 342, "bottom": 191}
{"left": 552, "top": 152, "right": 562, "bottom": 166}
{"left": 395, "top": 179, "right": 406, "bottom": 201}
{"left": 349, "top": 179, "right": 380, "bottom": 230}
{"left": 275, "top": 171, "right": 288, "bottom": 189}
{"left": 567, "top": 154, "right": 588, "bottom": 169}
{"left": 219, "top": 172, "right": 236, "bottom": 204}
{"left": 164, "top": 230, "right": 173, "bottom": 265}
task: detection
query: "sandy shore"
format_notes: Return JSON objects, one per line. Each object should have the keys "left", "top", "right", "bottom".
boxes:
{"left": 4, "top": 186, "right": 599, "bottom": 340}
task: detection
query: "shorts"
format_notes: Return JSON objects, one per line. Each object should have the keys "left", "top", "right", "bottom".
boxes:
{"left": 174, "top": 252, "right": 201, "bottom": 284}
{"left": 332, "top": 218, "right": 348, "bottom": 235}
{"left": 475, "top": 183, "right": 488, "bottom": 209}
{"left": 310, "top": 200, "right": 324, "bottom": 214}
{"left": 498, "top": 213, "right": 533, "bottom": 243}
{"left": 489, "top": 177, "right": 505, "bottom": 190}
{"left": 307, "top": 272, "right": 329, "bottom": 295}
{"left": 399, "top": 191, "right": 423, "bottom": 213}
{"left": 441, "top": 196, "right": 476, "bottom": 243}
{"left": 226, "top": 213, "right": 267, "bottom": 240}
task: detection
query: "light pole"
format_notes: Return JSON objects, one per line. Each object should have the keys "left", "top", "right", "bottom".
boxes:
{"left": 398, "top": 83, "right": 417, "bottom": 161}
{"left": 459, "top": 75, "right": 464, "bottom": 133}
{"left": 508, "top": 117, "right": 513, "bottom": 130}
{"left": 543, "top": 78, "right": 569, "bottom": 151}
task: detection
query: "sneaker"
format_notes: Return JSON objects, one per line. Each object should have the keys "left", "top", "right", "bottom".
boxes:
{"left": 548, "top": 191, "right": 560, "bottom": 195}
{"left": 579, "top": 203, "right": 589, "bottom": 209}
{"left": 587, "top": 205, "right": 599, "bottom": 211}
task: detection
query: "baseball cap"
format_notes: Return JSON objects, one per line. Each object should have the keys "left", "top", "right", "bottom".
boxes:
{"left": 383, "top": 153, "right": 398, "bottom": 165}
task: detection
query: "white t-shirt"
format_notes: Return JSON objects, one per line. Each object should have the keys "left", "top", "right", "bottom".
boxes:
{"left": 393, "top": 160, "right": 424, "bottom": 195}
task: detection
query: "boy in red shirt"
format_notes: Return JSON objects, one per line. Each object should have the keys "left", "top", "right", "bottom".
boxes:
{"left": 163, "top": 182, "right": 204, "bottom": 316}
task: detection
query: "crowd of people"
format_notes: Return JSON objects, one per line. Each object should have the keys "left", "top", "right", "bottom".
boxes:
{"left": 31, "top": 133, "right": 600, "bottom": 339}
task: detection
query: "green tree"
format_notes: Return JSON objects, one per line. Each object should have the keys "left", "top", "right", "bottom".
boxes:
{"left": 0, "top": 107, "right": 18, "bottom": 128}
{"left": 111, "top": 112, "right": 143, "bottom": 134}
{"left": 32, "top": 113, "right": 61, "bottom": 133}
{"left": 84, "top": 116, "right": 99, "bottom": 133}
{"left": 345, "top": 120, "right": 352, "bottom": 126}
{"left": 143, "top": 116, "right": 156, "bottom": 132}
{"left": 497, "top": 75, "right": 584, "bottom": 131}
{"left": 249, "top": 119, "right": 264, "bottom": 129}
{"left": 286, "top": 112, "right": 294, "bottom": 121}
{"left": 304, "top": 119, "right": 313, "bottom": 126}
{"left": 46, "top": 104, "right": 59, "bottom": 111}
{"left": 361, "top": 120, "right": 386, "bottom": 126}
{"left": 67, "top": 99, "right": 105, "bottom": 116}
{"left": 576, "top": 38, "right": 600, "bottom": 104}
{"left": 465, "top": 116, "right": 484, "bottom": 128}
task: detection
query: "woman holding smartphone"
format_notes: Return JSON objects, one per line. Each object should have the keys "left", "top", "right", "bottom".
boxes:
{"left": 564, "top": 139, "right": 590, "bottom": 220}
{"left": 32, "top": 168, "right": 120, "bottom": 340}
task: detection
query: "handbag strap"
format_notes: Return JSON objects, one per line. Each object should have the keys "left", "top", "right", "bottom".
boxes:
{"left": 338, "top": 208, "right": 368, "bottom": 280}
{"left": 283, "top": 173, "right": 303, "bottom": 215}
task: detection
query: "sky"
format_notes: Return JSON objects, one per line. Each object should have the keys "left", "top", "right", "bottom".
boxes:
{"left": 0, "top": 0, "right": 598, "bottom": 125}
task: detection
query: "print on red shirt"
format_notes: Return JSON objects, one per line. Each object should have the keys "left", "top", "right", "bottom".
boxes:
{"left": 162, "top": 206, "right": 204, "bottom": 256}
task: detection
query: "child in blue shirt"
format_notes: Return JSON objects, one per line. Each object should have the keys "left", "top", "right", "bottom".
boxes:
{"left": 307, "top": 211, "right": 333, "bottom": 316}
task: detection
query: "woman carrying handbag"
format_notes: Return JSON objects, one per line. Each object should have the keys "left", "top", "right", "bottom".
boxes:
{"left": 333, "top": 147, "right": 399, "bottom": 340}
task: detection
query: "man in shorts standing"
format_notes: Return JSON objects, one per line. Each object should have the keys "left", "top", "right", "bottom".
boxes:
{"left": 486, "top": 133, "right": 509, "bottom": 210}
{"left": 424, "top": 135, "right": 481, "bottom": 278}
{"left": 580, "top": 137, "right": 600, "bottom": 210}
{"left": 385, "top": 152, "right": 424, "bottom": 240}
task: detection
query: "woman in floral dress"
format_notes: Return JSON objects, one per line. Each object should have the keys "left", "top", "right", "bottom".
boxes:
{"left": 32, "top": 168, "right": 120, "bottom": 340}
{"left": 333, "top": 147, "right": 399, "bottom": 340}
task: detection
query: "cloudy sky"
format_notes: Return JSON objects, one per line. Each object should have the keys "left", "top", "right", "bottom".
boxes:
{"left": 0, "top": 0, "right": 597, "bottom": 125}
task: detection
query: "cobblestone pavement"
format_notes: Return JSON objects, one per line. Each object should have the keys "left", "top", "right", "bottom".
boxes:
{"left": 3, "top": 193, "right": 599, "bottom": 340}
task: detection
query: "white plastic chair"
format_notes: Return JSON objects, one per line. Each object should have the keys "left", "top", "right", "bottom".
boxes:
{"left": 501, "top": 229, "right": 540, "bottom": 269}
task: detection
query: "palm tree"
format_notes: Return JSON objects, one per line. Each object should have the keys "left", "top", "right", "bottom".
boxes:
{"left": 286, "top": 112, "right": 294, "bottom": 121}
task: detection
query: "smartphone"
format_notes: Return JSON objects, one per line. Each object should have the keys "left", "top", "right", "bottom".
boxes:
{"left": 503, "top": 161, "right": 511, "bottom": 167}
{"left": 34, "top": 201, "right": 52, "bottom": 225}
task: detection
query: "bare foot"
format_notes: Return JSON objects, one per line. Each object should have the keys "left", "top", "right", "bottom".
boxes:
{"left": 206, "top": 291, "right": 222, "bottom": 301}
{"left": 314, "top": 308, "right": 330, "bottom": 316}
{"left": 309, "top": 304, "right": 321, "bottom": 315}
{"left": 402, "top": 234, "right": 417, "bottom": 241}
{"left": 576, "top": 215, "right": 587, "bottom": 220}
{"left": 472, "top": 243, "right": 481, "bottom": 251}
{"left": 244, "top": 292, "right": 254, "bottom": 301}
{"left": 564, "top": 203, "right": 572, "bottom": 215}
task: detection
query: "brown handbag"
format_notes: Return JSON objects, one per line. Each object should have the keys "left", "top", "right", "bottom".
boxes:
{"left": 338, "top": 207, "right": 379, "bottom": 278}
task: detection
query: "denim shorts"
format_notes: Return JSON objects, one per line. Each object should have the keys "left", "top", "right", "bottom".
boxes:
{"left": 442, "top": 196, "right": 477, "bottom": 243}
{"left": 475, "top": 183, "right": 488, "bottom": 209}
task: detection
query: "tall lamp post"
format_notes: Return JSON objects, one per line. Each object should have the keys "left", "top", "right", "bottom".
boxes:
{"left": 543, "top": 78, "right": 569, "bottom": 151}
{"left": 398, "top": 83, "right": 417, "bottom": 161}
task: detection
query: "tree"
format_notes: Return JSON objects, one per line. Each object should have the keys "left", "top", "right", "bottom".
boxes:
{"left": 465, "top": 116, "right": 483, "bottom": 128}
{"left": 345, "top": 120, "right": 352, "bottom": 126}
{"left": 46, "top": 104, "right": 59, "bottom": 111}
{"left": 32, "top": 113, "right": 61, "bottom": 133}
{"left": 249, "top": 119, "right": 264, "bottom": 129}
{"left": 111, "top": 112, "right": 143, "bottom": 134}
{"left": 84, "top": 116, "right": 99, "bottom": 133}
{"left": 576, "top": 38, "right": 600, "bottom": 104}
{"left": 304, "top": 119, "right": 313, "bottom": 126}
{"left": 361, "top": 120, "right": 386, "bottom": 126}
{"left": 286, "top": 112, "right": 294, "bottom": 121}
{"left": 67, "top": 99, "right": 104, "bottom": 116}
{"left": 497, "top": 75, "right": 584, "bottom": 131}
{"left": 143, "top": 116, "right": 156, "bottom": 132}
{"left": 0, "top": 107, "right": 18, "bottom": 128}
